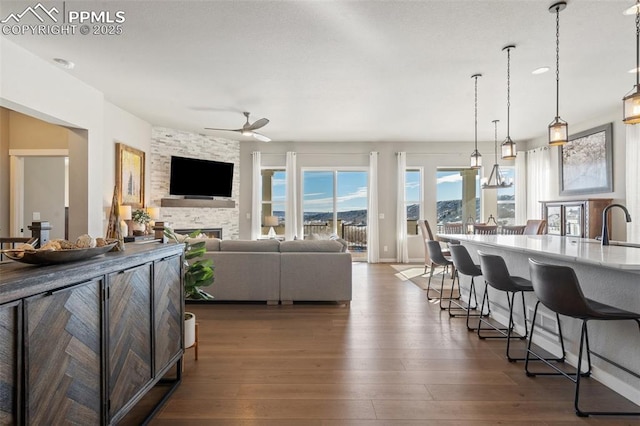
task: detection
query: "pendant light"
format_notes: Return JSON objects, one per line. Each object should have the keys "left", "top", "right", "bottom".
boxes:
{"left": 501, "top": 45, "right": 517, "bottom": 160}
{"left": 623, "top": 0, "right": 640, "bottom": 124}
{"left": 548, "top": 2, "right": 568, "bottom": 145}
{"left": 470, "top": 74, "right": 482, "bottom": 169}
{"left": 482, "top": 120, "right": 513, "bottom": 189}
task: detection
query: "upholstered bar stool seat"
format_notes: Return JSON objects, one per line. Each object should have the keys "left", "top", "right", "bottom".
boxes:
{"left": 477, "top": 251, "right": 564, "bottom": 362}
{"left": 448, "top": 244, "right": 486, "bottom": 330}
{"left": 425, "top": 240, "right": 456, "bottom": 306}
{"left": 526, "top": 259, "right": 640, "bottom": 417}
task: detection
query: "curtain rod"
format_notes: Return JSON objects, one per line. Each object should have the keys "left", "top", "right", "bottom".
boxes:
{"left": 257, "top": 152, "right": 369, "bottom": 156}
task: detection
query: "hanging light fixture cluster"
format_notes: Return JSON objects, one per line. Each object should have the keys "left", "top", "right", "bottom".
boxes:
{"left": 481, "top": 120, "right": 513, "bottom": 189}
{"left": 548, "top": 2, "right": 569, "bottom": 145}
{"left": 623, "top": 0, "right": 640, "bottom": 124}
{"left": 470, "top": 74, "right": 482, "bottom": 169}
{"left": 501, "top": 45, "right": 517, "bottom": 160}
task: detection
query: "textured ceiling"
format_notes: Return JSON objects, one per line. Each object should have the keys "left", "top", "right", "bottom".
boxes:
{"left": 0, "top": 0, "right": 636, "bottom": 143}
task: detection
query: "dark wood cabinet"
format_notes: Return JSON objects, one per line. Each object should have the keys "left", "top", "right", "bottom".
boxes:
{"left": 0, "top": 301, "right": 21, "bottom": 425}
{"left": 541, "top": 198, "right": 612, "bottom": 239}
{"left": 0, "top": 244, "right": 184, "bottom": 425}
{"left": 108, "top": 264, "right": 153, "bottom": 421}
{"left": 25, "top": 279, "right": 102, "bottom": 425}
{"left": 153, "top": 255, "right": 183, "bottom": 376}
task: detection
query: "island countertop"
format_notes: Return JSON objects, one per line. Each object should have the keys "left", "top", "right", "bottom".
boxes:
{"left": 437, "top": 234, "right": 640, "bottom": 272}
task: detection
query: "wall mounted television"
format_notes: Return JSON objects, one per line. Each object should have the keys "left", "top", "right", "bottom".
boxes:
{"left": 169, "top": 156, "right": 234, "bottom": 198}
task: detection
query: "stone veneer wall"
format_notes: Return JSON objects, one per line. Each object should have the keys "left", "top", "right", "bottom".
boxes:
{"left": 150, "top": 127, "right": 240, "bottom": 239}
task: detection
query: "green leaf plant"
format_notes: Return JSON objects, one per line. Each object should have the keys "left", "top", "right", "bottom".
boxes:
{"left": 164, "top": 227, "right": 214, "bottom": 300}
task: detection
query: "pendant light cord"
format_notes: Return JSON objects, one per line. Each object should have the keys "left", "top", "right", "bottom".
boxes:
{"left": 493, "top": 120, "right": 498, "bottom": 163}
{"left": 636, "top": 0, "right": 640, "bottom": 86}
{"left": 506, "top": 48, "right": 511, "bottom": 138}
{"left": 555, "top": 6, "right": 560, "bottom": 118}
{"left": 474, "top": 76, "right": 478, "bottom": 151}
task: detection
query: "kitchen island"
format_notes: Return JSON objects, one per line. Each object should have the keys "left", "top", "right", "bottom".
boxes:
{"left": 439, "top": 234, "right": 640, "bottom": 405}
{"left": 0, "top": 242, "right": 184, "bottom": 425}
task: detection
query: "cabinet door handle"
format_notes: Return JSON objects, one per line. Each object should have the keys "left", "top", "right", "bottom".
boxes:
{"left": 47, "top": 280, "right": 95, "bottom": 296}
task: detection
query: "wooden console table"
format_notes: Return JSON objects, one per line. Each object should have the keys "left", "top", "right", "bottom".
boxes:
{"left": 0, "top": 243, "right": 184, "bottom": 424}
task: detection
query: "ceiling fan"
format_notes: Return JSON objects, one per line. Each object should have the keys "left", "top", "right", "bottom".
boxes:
{"left": 205, "top": 112, "right": 271, "bottom": 142}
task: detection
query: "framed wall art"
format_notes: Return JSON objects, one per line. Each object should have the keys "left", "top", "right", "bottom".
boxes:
{"left": 559, "top": 123, "right": 613, "bottom": 196}
{"left": 116, "top": 142, "right": 145, "bottom": 208}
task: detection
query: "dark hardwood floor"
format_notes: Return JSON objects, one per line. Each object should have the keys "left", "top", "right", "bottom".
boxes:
{"left": 152, "top": 263, "right": 639, "bottom": 425}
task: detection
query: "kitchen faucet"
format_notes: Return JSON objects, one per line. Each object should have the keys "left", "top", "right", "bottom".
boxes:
{"left": 601, "top": 204, "right": 632, "bottom": 246}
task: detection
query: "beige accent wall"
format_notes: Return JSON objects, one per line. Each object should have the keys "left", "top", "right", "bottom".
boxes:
{"left": 9, "top": 110, "right": 69, "bottom": 149}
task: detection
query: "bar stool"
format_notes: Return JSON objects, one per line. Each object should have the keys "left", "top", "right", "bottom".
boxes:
{"left": 477, "top": 251, "right": 561, "bottom": 362}
{"left": 527, "top": 259, "right": 640, "bottom": 417}
{"left": 425, "top": 240, "right": 455, "bottom": 306}
{"left": 448, "top": 244, "right": 484, "bottom": 330}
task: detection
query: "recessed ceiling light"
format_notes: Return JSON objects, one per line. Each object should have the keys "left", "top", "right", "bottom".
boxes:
{"left": 624, "top": 4, "right": 639, "bottom": 15}
{"left": 629, "top": 67, "right": 640, "bottom": 73}
{"left": 53, "top": 58, "right": 75, "bottom": 69}
{"left": 532, "top": 67, "right": 550, "bottom": 75}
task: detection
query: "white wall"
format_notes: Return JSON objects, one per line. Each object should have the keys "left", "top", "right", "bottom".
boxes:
{"left": 0, "top": 38, "right": 152, "bottom": 238}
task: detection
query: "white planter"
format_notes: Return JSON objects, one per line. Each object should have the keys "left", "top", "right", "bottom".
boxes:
{"left": 184, "top": 312, "right": 196, "bottom": 348}
{"left": 131, "top": 221, "right": 146, "bottom": 234}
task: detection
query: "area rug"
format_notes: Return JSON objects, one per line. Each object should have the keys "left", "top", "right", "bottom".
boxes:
{"left": 390, "top": 264, "right": 456, "bottom": 293}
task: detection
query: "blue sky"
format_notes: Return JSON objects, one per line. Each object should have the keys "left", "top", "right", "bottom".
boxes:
{"left": 270, "top": 167, "right": 515, "bottom": 213}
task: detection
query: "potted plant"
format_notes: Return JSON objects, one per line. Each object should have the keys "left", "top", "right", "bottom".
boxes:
{"left": 131, "top": 208, "right": 151, "bottom": 235}
{"left": 164, "top": 228, "right": 214, "bottom": 348}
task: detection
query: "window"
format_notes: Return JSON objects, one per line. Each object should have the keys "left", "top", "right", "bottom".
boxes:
{"left": 405, "top": 169, "right": 422, "bottom": 235}
{"left": 261, "top": 169, "right": 285, "bottom": 236}
{"left": 496, "top": 166, "right": 515, "bottom": 226}
{"left": 436, "top": 168, "right": 479, "bottom": 231}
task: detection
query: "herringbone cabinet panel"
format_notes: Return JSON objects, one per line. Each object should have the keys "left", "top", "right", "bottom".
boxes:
{"left": 109, "top": 264, "right": 152, "bottom": 419}
{"left": 0, "top": 301, "right": 20, "bottom": 425}
{"left": 25, "top": 280, "right": 101, "bottom": 425}
{"left": 154, "top": 256, "right": 182, "bottom": 375}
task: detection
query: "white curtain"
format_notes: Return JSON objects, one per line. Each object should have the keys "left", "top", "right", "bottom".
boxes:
{"left": 396, "top": 152, "right": 409, "bottom": 263}
{"left": 367, "top": 152, "right": 380, "bottom": 263}
{"left": 251, "top": 151, "right": 262, "bottom": 240}
{"left": 525, "top": 147, "right": 551, "bottom": 220}
{"left": 514, "top": 151, "right": 527, "bottom": 224}
{"left": 285, "top": 152, "right": 298, "bottom": 240}
{"left": 626, "top": 125, "right": 640, "bottom": 242}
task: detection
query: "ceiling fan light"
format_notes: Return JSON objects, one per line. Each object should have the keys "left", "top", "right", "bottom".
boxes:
{"left": 241, "top": 130, "right": 253, "bottom": 136}
{"left": 470, "top": 150, "right": 482, "bottom": 169}
{"left": 548, "top": 117, "right": 568, "bottom": 146}
{"left": 623, "top": 86, "right": 640, "bottom": 124}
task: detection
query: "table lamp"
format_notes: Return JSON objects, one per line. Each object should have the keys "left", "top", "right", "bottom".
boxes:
{"left": 147, "top": 206, "right": 160, "bottom": 233}
{"left": 264, "top": 216, "right": 279, "bottom": 238}
{"left": 119, "top": 205, "right": 132, "bottom": 237}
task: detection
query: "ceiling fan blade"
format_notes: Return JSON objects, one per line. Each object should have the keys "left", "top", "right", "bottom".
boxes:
{"left": 247, "top": 118, "right": 269, "bottom": 131}
{"left": 252, "top": 132, "right": 271, "bottom": 142}
{"left": 204, "top": 127, "right": 242, "bottom": 132}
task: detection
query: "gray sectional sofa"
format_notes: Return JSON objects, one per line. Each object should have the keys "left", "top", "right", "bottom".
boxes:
{"left": 190, "top": 238, "right": 352, "bottom": 306}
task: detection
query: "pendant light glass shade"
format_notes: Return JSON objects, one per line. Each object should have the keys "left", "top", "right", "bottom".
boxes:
{"left": 548, "top": 2, "right": 568, "bottom": 145}
{"left": 470, "top": 74, "right": 482, "bottom": 169}
{"left": 501, "top": 45, "right": 517, "bottom": 160}
{"left": 624, "top": 0, "right": 640, "bottom": 124}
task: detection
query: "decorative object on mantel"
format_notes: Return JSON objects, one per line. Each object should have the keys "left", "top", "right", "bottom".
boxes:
{"left": 548, "top": 1, "right": 569, "bottom": 146}
{"left": 500, "top": 45, "right": 517, "bottom": 160}
{"left": 470, "top": 73, "right": 482, "bottom": 169}
{"left": 160, "top": 198, "right": 235, "bottom": 208}
{"left": 623, "top": 0, "right": 640, "bottom": 124}
{"left": 105, "top": 185, "right": 125, "bottom": 251}
{"left": 115, "top": 142, "right": 145, "bottom": 209}
{"left": 482, "top": 120, "right": 513, "bottom": 189}
{"left": 559, "top": 123, "right": 613, "bottom": 196}
{"left": 132, "top": 208, "right": 151, "bottom": 235}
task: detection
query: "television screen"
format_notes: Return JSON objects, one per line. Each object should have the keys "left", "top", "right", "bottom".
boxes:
{"left": 169, "top": 156, "right": 234, "bottom": 198}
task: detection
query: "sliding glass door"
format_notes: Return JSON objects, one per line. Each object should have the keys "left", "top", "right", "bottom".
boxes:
{"left": 302, "top": 169, "right": 368, "bottom": 260}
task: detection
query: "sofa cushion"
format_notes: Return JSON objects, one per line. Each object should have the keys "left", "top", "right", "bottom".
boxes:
{"left": 279, "top": 240, "right": 344, "bottom": 253}
{"left": 220, "top": 239, "right": 280, "bottom": 252}
{"left": 186, "top": 237, "right": 221, "bottom": 251}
